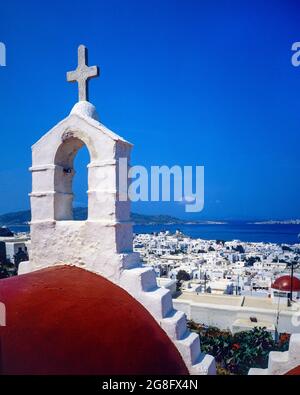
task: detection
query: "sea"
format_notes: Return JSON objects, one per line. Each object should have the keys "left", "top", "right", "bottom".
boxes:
{"left": 9, "top": 222, "right": 300, "bottom": 245}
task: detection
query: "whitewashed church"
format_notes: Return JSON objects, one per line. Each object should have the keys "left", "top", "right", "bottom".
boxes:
{"left": 1, "top": 45, "right": 299, "bottom": 376}
{"left": 0, "top": 45, "right": 216, "bottom": 375}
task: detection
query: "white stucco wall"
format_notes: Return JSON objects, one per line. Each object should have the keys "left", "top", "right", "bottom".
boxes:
{"left": 173, "top": 299, "right": 300, "bottom": 334}
{"left": 27, "top": 102, "right": 140, "bottom": 282}
{"left": 5, "top": 242, "right": 27, "bottom": 262}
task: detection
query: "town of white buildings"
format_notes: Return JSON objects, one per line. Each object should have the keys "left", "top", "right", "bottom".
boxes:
{"left": 134, "top": 230, "right": 300, "bottom": 338}
{"left": 1, "top": 225, "right": 300, "bottom": 341}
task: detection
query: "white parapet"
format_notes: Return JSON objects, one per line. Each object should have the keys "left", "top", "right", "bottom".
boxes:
{"left": 120, "top": 264, "right": 216, "bottom": 375}
{"left": 249, "top": 334, "right": 300, "bottom": 375}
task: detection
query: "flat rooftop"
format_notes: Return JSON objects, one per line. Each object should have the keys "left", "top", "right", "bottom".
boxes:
{"left": 175, "top": 292, "right": 243, "bottom": 306}
{"left": 175, "top": 292, "right": 298, "bottom": 312}
{"left": 232, "top": 318, "right": 275, "bottom": 332}
{"left": 243, "top": 296, "right": 295, "bottom": 311}
{"left": 0, "top": 236, "right": 30, "bottom": 242}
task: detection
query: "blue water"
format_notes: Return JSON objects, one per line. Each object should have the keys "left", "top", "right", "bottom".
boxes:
{"left": 9, "top": 223, "right": 300, "bottom": 245}
{"left": 133, "top": 223, "right": 300, "bottom": 245}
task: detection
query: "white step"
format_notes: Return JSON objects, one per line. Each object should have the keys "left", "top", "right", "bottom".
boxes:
{"left": 120, "top": 266, "right": 157, "bottom": 293}
{"left": 121, "top": 252, "right": 141, "bottom": 269}
{"left": 175, "top": 332, "right": 201, "bottom": 366}
{"left": 288, "top": 334, "right": 300, "bottom": 358}
{"left": 191, "top": 353, "right": 216, "bottom": 375}
{"left": 160, "top": 310, "right": 187, "bottom": 341}
{"left": 248, "top": 368, "right": 269, "bottom": 375}
{"left": 119, "top": 263, "right": 216, "bottom": 375}
{"left": 139, "top": 287, "right": 173, "bottom": 319}
{"left": 268, "top": 351, "right": 289, "bottom": 374}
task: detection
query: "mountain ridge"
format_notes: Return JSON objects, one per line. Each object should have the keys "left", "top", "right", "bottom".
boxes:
{"left": 0, "top": 208, "right": 223, "bottom": 226}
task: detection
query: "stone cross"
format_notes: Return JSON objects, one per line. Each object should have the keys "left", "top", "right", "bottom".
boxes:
{"left": 67, "top": 45, "right": 99, "bottom": 102}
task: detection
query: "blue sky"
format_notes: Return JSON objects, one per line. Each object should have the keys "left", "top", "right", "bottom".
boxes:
{"left": 0, "top": 0, "right": 300, "bottom": 220}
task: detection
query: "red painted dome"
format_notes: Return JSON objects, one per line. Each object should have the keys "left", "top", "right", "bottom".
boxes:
{"left": 0, "top": 265, "right": 188, "bottom": 375}
{"left": 285, "top": 365, "right": 300, "bottom": 375}
{"left": 271, "top": 275, "right": 300, "bottom": 292}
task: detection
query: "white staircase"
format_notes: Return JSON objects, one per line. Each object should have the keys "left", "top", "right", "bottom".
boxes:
{"left": 248, "top": 334, "right": 300, "bottom": 375}
{"left": 120, "top": 264, "right": 216, "bottom": 375}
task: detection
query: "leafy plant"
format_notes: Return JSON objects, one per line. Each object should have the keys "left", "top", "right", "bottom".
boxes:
{"left": 187, "top": 321, "right": 289, "bottom": 375}
{"left": 176, "top": 270, "right": 190, "bottom": 282}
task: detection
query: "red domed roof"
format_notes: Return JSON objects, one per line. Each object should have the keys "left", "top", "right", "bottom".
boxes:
{"left": 271, "top": 275, "right": 300, "bottom": 292}
{"left": 0, "top": 265, "right": 188, "bottom": 375}
{"left": 285, "top": 365, "right": 300, "bottom": 375}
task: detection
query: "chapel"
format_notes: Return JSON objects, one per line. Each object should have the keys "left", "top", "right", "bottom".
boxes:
{"left": 0, "top": 45, "right": 216, "bottom": 375}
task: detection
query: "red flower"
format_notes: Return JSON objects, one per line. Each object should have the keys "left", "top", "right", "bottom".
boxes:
{"left": 232, "top": 343, "right": 241, "bottom": 350}
{"left": 279, "top": 333, "right": 290, "bottom": 344}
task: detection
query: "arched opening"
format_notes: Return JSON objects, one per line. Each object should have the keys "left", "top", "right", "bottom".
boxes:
{"left": 73, "top": 145, "right": 89, "bottom": 220}
{"left": 54, "top": 137, "right": 91, "bottom": 221}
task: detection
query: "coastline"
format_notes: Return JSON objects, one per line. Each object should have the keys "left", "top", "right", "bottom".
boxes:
{"left": 4, "top": 222, "right": 300, "bottom": 246}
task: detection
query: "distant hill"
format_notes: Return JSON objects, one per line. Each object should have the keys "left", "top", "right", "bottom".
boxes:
{"left": 0, "top": 208, "right": 197, "bottom": 226}
{"left": 0, "top": 210, "right": 32, "bottom": 226}
{"left": 131, "top": 213, "right": 190, "bottom": 225}
{"left": 250, "top": 220, "right": 300, "bottom": 225}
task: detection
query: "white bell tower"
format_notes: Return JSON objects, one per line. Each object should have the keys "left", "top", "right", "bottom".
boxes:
{"left": 19, "top": 45, "right": 216, "bottom": 375}
{"left": 21, "top": 45, "right": 140, "bottom": 281}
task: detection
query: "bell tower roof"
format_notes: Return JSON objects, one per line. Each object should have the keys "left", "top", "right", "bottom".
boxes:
{"left": 70, "top": 100, "right": 99, "bottom": 121}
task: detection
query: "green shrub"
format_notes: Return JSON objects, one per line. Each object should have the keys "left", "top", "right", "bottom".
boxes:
{"left": 187, "top": 321, "right": 289, "bottom": 375}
